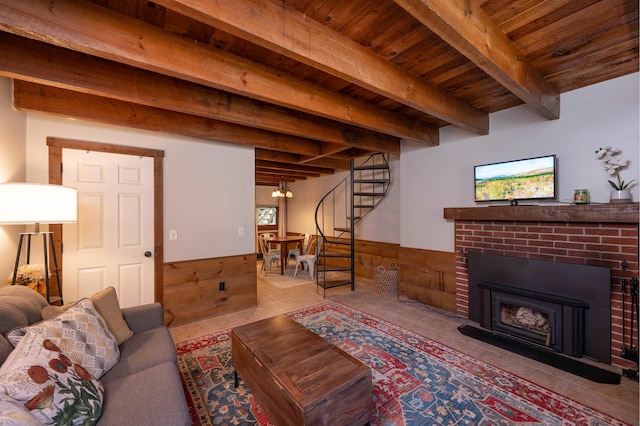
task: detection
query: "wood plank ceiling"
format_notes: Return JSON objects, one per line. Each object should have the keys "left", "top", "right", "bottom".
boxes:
{"left": 0, "top": 0, "right": 637, "bottom": 186}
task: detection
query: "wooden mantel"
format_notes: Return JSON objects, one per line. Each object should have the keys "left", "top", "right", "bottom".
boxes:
{"left": 444, "top": 203, "right": 639, "bottom": 223}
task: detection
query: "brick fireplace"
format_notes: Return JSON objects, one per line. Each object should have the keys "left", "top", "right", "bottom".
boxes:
{"left": 444, "top": 204, "right": 639, "bottom": 370}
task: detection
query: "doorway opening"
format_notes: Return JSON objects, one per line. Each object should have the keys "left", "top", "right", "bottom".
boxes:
{"left": 47, "top": 137, "right": 165, "bottom": 303}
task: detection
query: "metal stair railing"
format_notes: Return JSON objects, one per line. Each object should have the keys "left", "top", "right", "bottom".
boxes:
{"left": 314, "top": 153, "right": 390, "bottom": 296}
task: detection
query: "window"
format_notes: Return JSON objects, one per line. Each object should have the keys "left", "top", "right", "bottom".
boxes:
{"left": 257, "top": 207, "right": 277, "bottom": 226}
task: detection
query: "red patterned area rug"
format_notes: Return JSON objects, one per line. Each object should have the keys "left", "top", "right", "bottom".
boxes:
{"left": 176, "top": 301, "right": 629, "bottom": 425}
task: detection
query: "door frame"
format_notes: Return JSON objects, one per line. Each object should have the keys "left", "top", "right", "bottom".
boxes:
{"left": 47, "top": 137, "right": 165, "bottom": 304}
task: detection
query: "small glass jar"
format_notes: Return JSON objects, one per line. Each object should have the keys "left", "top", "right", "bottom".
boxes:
{"left": 574, "top": 189, "right": 589, "bottom": 204}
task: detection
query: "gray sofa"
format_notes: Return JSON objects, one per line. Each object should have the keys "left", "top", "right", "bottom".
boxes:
{"left": 0, "top": 285, "right": 190, "bottom": 425}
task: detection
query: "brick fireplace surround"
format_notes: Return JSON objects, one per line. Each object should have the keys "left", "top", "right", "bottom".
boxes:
{"left": 444, "top": 204, "right": 639, "bottom": 370}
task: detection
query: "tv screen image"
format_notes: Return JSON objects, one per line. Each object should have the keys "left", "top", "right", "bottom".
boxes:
{"left": 474, "top": 155, "right": 556, "bottom": 203}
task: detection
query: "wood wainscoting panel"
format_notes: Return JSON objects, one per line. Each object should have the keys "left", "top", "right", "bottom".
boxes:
{"left": 355, "top": 240, "right": 399, "bottom": 280}
{"left": 398, "top": 247, "right": 457, "bottom": 313}
{"left": 288, "top": 234, "right": 399, "bottom": 280}
{"left": 163, "top": 253, "right": 257, "bottom": 326}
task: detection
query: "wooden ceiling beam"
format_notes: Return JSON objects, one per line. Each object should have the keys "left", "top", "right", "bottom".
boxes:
{"left": 393, "top": 0, "right": 560, "bottom": 120}
{"left": 303, "top": 158, "right": 351, "bottom": 171}
{"left": 155, "top": 0, "right": 489, "bottom": 135}
{"left": 255, "top": 149, "right": 301, "bottom": 164}
{"left": 13, "top": 81, "right": 324, "bottom": 156}
{"left": 256, "top": 174, "right": 298, "bottom": 185}
{"left": 256, "top": 171, "right": 309, "bottom": 180}
{"left": 0, "top": 33, "right": 400, "bottom": 154}
{"left": 0, "top": 0, "right": 438, "bottom": 145}
{"left": 255, "top": 160, "right": 334, "bottom": 176}
{"left": 256, "top": 168, "right": 318, "bottom": 179}
{"left": 255, "top": 148, "right": 352, "bottom": 171}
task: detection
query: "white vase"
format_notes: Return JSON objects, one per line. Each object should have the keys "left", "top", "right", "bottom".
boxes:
{"left": 610, "top": 189, "right": 632, "bottom": 204}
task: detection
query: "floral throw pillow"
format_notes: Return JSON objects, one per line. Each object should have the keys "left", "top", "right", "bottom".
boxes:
{"left": 7, "top": 298, "right": 120, "bottom": 379}
{"left": 0, "top": 329, "right": 104, "bottom": 425}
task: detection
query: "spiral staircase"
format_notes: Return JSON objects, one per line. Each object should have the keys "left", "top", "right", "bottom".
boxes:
{"left": 314, "top": 153, "right": 391, "bottom": 296}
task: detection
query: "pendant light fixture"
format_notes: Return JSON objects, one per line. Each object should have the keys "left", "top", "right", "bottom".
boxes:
{"left": 271, "top": 178, "right": 293, "bottom": 198}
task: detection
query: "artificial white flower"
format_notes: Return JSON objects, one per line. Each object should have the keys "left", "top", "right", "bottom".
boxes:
{"left": 595, "top": 147, "right": 635, "bottom": 190}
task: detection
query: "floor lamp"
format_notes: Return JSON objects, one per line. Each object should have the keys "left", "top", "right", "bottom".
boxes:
{"left": 0, "top": 183, "right": 78, "bottom": 304}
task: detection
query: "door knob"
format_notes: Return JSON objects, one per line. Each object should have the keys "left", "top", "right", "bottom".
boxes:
{"left": 144, "top": 251, "right": 153, "bottom": 258}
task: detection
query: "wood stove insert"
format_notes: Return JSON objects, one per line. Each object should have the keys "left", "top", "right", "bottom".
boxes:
{"left": 468, "top": 252, "right": 611, "bottom": 363}
{"left": 479, "top": 281, "right": 588, "bottom": 357}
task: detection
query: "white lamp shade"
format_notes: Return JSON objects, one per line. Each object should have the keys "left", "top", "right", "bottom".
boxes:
{"left": 0, "top": 183, "right": 78, "bottom": 224}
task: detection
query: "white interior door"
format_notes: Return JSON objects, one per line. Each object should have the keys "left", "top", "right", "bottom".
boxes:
{"left": 62, "top": 149, "right": 154, "bottom": 308}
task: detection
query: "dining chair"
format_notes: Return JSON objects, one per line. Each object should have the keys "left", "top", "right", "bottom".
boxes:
{"left": 260, "top": 232, "right": 279, "bottom": 251}
{"left": 287, "top": 233, "right": 310, "bottom": 267}
{"left": 294, "top": 237, "right": 321, "bottom": 279}
{"left": 259, "top": 235, "right": 281, "bottom": 275}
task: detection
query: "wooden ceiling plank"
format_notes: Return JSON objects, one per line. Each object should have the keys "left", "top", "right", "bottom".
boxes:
{"left": 155, "top": 0, "right": 488, "bottom": 135}
{"left": 302, "top": 148, "right": 373, "bottom": 161}
{"left": 393, "top": 0, "right": 560, "bottom": 120}
{"left": 496, "top": 0, "right": 578, "bottom": 35}
{"left": 255, "top": 169, "right": 310, "bottom": 181}
{"left": 512, "top": 1, "right": 638, "bottom": 62}
{"left": 320, "top": 142, "right": 355, "bottom": 157}
{"left": 256, "top": 173, "right": 299, "bottom": 183}
{"left": 533, "top": 27, "right": 639, "bottom": 81}
{"left": 255, "top": 160, "right": 334, "bottom": 175}
{"left": 255, "top": 149, "right": 300, "bottom": 164}
{"left": 483, "top": 0, "right": 559, "bottom": 31}
{"left": 0, "top": 0, "right": 438, "bottom": 145}
{"left": 13, "top": 81, "right": 324, "bottom": 156}
{"left": 546, "top": 48, "right": 640, "bottom": 93}
{"left": 255, "top": 149, "right": 351, "bottom": 171}
{"left": 256, "top": 168, "right": 319, "bottom": 178}
{"left": 304, "top": 157, "right": 351, "bottom": 171}
{"left": 0, "top": 33, "right": 400, "bottom": 154}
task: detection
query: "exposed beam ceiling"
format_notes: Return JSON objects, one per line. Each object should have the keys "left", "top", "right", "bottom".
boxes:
{"left": 0, "top": 0, "right": 438, "bottom": 144}
{"left": 0, "top": 0, "right": 635, "bottom": 184}
{"left": 392, "top": 0, "right": 560, "bottom": 120}
{"left": 153, "top": 0, "right": 489, "bottom": 134}
{"left": 0, "top": 34, "right": 400, "bottom": 155}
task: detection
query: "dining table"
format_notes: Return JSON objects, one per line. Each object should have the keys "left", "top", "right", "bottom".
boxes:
{"left": 264, "top": 235, "right": 305, "bottom": 275}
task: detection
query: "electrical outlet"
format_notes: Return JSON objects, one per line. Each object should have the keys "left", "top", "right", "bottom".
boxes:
{"left": 219, "top": 282, "right": 226, "bottom": 291}
{"left": 238, "top": 227, "right": 244, "bottom": 236}
{"left": 169, "top": 229, "right": 178, "bottom": 241}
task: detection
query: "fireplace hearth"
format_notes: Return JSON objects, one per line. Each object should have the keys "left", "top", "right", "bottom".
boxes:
{"left": 468, "top": 252, "right": 611, "bottom": 363}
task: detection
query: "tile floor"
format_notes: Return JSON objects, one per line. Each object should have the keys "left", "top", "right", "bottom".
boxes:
{"left": 169, "top": 265, "right": 640, "bottom": 425}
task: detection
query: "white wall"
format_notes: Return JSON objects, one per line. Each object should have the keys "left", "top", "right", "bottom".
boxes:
{"left": 287, "top": 155, "right": 401, "bottom": 244}
{"left": 401, "top": 73, "right": 640, "bottom": 252}
{"left": 0, "top": 79, "right": 27, "bottom": 279}
{"left": 24, "top": 113, "right": 256, "bottom": 262}
{"left": 256, "top": 186, "right": 278, "bottom": 207}
{"left": 3, "top": 72, "right": 637, "bottom": 272}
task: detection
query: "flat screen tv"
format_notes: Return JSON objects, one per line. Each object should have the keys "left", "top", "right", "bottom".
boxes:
{"left": 474, "top": 154, "right": 556, "bottom": 204}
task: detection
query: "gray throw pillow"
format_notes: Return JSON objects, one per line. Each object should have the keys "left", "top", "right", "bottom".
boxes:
{"left": 0, "top": 335, "right": 12, "bottom": 365}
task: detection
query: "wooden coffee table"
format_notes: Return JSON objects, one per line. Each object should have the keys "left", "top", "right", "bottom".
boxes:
{"left": 232, "top": 315, "right": 372, "bottom": 425}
